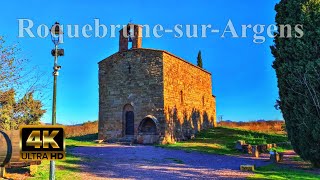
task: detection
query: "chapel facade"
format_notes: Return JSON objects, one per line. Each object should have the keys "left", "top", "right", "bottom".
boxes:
{"left": 98, "top": 24, "right": 216, "bottom": 144}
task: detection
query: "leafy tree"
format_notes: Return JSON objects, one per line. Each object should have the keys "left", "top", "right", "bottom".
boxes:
{"left": 0, "top": 90, "right": 45, "bottom": 130}
{"left": 16, "top": 92, "right": 46, "bottom": 126}
{"left": 0, "top": 89, "right": 15, "bottom": 130}
{"left": 0, "top": 37, "right": 24, "bottom": 92}
{"left": 197, "top": 50, "right": 203, "bottom": 68}
{"left": 272, "top": 0, "right": 320, "bottom": 167}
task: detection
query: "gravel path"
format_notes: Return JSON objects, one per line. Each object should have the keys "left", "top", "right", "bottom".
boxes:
{"left": 71, "top": 144, "right": 271, "bottom": 180}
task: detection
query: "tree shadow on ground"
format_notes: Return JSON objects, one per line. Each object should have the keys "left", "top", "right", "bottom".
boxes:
{"left": 70, "top": 145, "right": 270, "bottom": 179}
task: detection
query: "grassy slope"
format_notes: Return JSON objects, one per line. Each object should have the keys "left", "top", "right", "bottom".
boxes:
{"left": 249, "top": 164, "right": 320, "bottom": 180}
{"left": 160, "top": 127, "right": 320, "bottom": 179}
{"left": 159, "top": 127, "right": 289, "bottom": 155}
{"left": 13, "top": 128, "right": 319, "bottom": 179}
{"left": 28, "top": 133, "right": 98, "bottom": 179}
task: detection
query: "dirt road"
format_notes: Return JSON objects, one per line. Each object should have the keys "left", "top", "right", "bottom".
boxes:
{"left": 71, "top": 144, "right": 270, "bottom": 180}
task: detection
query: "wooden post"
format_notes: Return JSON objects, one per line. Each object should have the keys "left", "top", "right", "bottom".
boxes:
{"left": 252, "top": 145, "right": 259, "bottom": 158}
{"left": 270, "top": 151, "right": 280, "bottom": 163}
{"left": 0, "top": 167, "right": 6, "bottom": 178}
{"left": 260, "top": 144, "right": 268, "bottom": 153}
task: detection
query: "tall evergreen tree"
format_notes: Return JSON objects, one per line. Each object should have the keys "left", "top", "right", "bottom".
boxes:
{"left": 272, "top": 0, "right": 320, "bottom": 167}
{"left": 197, "top": 50, "right": 203, "bottom": 68}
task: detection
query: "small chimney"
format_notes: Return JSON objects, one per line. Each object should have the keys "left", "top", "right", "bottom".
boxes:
{"left": 119, "top": 24, "right": 142, "bottom": 52}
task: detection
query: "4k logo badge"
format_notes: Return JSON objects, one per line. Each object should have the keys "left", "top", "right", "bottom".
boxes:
{"left": 20, "top": 125, "right": 65, "bottom": 160}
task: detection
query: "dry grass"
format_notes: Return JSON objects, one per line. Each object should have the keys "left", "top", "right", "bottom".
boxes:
{"left": 218, "top": 120, "right": 285, "bottom": 134}
{"left": 64, "top": 121, "right": 98, "bottom": 138}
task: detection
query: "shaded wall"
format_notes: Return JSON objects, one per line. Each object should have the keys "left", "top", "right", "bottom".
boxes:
{"left": 98, "top": 49, "right": 165, "bottom": 140}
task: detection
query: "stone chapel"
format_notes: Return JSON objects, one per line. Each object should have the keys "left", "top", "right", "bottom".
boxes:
{"left": 98, "top": 24, "right": 216, "bottom": 144}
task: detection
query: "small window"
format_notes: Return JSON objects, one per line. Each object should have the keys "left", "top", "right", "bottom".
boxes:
{"left": 202, "top": 96, "right": 205, "bottom": 107}
{"left": 128, "top": 28, "right": 134, "bottom": 49}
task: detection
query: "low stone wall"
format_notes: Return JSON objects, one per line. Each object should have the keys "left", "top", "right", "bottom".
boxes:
{"left": 235, "top": 140, "right": 288, "bottom": 160}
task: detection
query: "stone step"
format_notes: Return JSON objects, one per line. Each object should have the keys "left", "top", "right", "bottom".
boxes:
{"left": 105, "top": 136, "right": 135, "bottom": 145}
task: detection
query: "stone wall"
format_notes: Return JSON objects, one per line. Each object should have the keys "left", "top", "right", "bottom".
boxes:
{"left": 162, "top": 52, "right": 216, "bottom": 143}
{"left": 98, "top": 49, "right": 165, "bottom": 140}
{"left": 98, "top": 48, "right": 216, "bottom": 144}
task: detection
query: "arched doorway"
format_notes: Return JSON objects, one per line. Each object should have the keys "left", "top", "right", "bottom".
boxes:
{"left": 137, "top": 115, "right": 159, "bottom": 144}
{"left": 138, "top": 117, "right": 157, "bottom": 135}
{"left": 123, "top": 104, "right": 134, "bottom": 136}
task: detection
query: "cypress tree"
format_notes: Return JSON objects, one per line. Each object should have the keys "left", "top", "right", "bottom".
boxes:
{"left": 197, "top": 50, "right": 203, "bottom": 68}
{"left": 272, "top": 0, "right": 320, "bottom": 167}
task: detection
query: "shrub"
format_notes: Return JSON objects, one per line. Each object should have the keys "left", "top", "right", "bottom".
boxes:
{"left": 65, "top": 121, "right": 98, "bottom": 138}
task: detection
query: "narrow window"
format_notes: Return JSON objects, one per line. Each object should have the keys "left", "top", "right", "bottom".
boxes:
{"left": 202, "top": 96, "right": 205, "bottom": 107}
{"left": 128, "top": 28, "right": 133, "bottom": 49}
{"left": 180, "top": 91, "right": 183, "bottom": 104}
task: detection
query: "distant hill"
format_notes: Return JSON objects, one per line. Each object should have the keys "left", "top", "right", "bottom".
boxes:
{"left": 218, "top": 120, "right": 285, "bottom": 134}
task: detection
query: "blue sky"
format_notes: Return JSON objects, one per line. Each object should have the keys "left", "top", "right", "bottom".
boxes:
{"left": 0, "top": 0, "right": 282, "bottom": 124}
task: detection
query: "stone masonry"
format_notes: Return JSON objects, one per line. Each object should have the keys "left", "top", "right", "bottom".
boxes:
{"left": 98, "top": 24, "right": 216, "bottom": 144}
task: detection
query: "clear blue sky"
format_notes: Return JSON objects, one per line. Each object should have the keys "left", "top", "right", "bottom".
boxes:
{"left": 0, "top": 0, "right": 282, "bottom": 124}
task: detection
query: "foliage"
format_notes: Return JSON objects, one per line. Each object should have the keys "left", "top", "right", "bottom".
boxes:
{"left": 218, "top": 120, "right": 285, "bottom": 134}
{"left": 0, "top": 37, "right": 24, "bottom": 91}
{"left": 0, "top": 89, "right": 15, "bottom": 130}
{"left": 0, "top": 89, "right": 45, "bottom": 130}
{"left": 0, "top": 36, "right": 47, "bottom": 130}
{"left": 271, "top": 0, "right": 320, "bottom": 167}
{"left": 269, "top": 147, "right": 286, "bottom": 153}
{"left": 159, "top": 127, "right": 289, "bottom": 155}
{"left": 65, "top": 121, "right": 98, "bottom": 138}
{"left": 292, "top": 155, "right": 304, "bottom": 162}
{"left": 197, "top": 50, "right": 203, "bottom": 68}
{"left": 238, "top": 133, "right": 267, "bottom": 145}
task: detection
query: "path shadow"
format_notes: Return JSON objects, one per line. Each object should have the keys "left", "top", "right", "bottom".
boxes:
{"left": 70, "top": 145, "right": 270, "bottom": 179}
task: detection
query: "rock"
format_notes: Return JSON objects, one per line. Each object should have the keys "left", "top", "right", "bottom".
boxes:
{"left": 278, "top": 152, "right": 284, "bottom": 162}
{"left": 94, "top": 140, "right": 104, "bottom": 144}
{"left": 266, "top": 144, "right": 273, "bottom": 150}
{"left": 270, "top": 151, "right": 284, "bottom": 163}
{"left": 272, "top": 143, "right": 277, "bottom": 148}
{"left": 242, "top": 144, "right": 252, "bottom": 154}
{"left": 240, "top": 165, "right": 255, "bottom": 171}
{"left": 258, "top": 144, "right": 268, "bottom": 153}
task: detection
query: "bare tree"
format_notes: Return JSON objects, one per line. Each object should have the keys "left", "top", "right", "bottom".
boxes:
{"left": 0, "top": 36, "right": 49, "bottom": 130}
